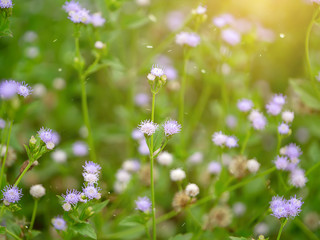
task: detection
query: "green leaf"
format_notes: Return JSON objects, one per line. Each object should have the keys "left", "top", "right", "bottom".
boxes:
{"left": 147, "top": 126, "right": 165, "bottom": 152}
{"left": 73, "top": 223, "right": 97, "bottom": 239}
{"left": 0, "top": 226, "right": 5, "bottom": 234}
{"left": 90, "top": 199, "right": 109, "bottom": 214}
{"left": 290, "top": 79, "right": 320, "bottom": 110}
{"left": 30, "top": 230, "right": 41, "bottom": 238}
{"left": 85, "top": 63, "right": 109, "bottom": 76}
{"left": 169, "top": 233, "right": 193, "bottom": 240}
{"left": 119, "top": 215, "right": 145, "bottom": 227}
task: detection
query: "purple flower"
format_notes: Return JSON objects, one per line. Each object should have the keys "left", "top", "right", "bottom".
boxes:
{"left": 278, "top": 123, "right": 290, "bottom": 135}
{"left": 89, "top": 12, "right": 106, "bottom": 27}
{"left": 166, "top": 11, "right": 185, "bottom": 31}
{"left": 138, "top": 139, "right": 149, "bottom": 155}
{"left": 175, "top": 32, "right": 200, "bottom": 47}
{"left": 285, "top": 143, "right": 302, "bottom": 160}
{"left": 150, "top": 65, "right": 165, "bottom": 77}
{"left": 62, "top": 189, "right": 80, "bottom": 205}
{"left": 212, "top": 131, "right": 227, "bottom": 146}
{"left": 38, "top": 127, "right": 53, "bottom": 143}
{"left": 82, "top": 185, "right": 101, "bottom": 200}
{"left": 17, "top": 82, "right": 32, "bottom": 97}
{"left": 0, "top": 80, "right": 18, "bottom": 99}
{"left": 0, "top": 119, "right": 5, "bottom": 129}
{"left": 163, "top": 120, "right": 181, "bottom": 136}
{"left": 72, "top": 141, "right": 88, "bottom": 156}
{"left": 208, "top": 161, "right": 222, "bottom": 174}
{"left": 63, "top": 0, "right": 81, "bottom": 13}
{"left": 83, "top": 172, "right": 99, "bottom": 184}
{"left": 83, "top": 161, "right": 101, "bottom": 174}
{"left": 289, "top": 169, "right": 307, "bottom": 188}
{"left": 274, "top": 156, "right": 289, "bottom": 170}
{"left": 2, "top": 185, "right": 23, "bottom": 204}
{"left": 221, "top": 29, "right": 241, "bottom": 46}
{"left": 51, "top": 131, "right": 60, "bottom": 145}
{"left": 286, "top": 196, "right": 303, "bottom": 217}
{"left": 134, "top": 93, "right": 149, "bottom": 106}
{"left": 212, "top": 13, "right": 234, "bottom": 28}
{"left": 272, "top": 94, "right": 286, "bottom": 106}
{"left": 266, "top": 102, "right": 282, "bottom": 116}
{"left": 52, "top": 216, "right": 67, "bottom": 231}
{"left": 138, "top": 120, "right": 158, "bottom": 136}
{"left": 135, "top": 196, "right": 152, "bottom": 212}
{"left": 132, "top": 128, "right": 144, "bottom": 140}
{"left": 237, "top": 99, "right": 253, "bottom": 112}
{"left": 165, "top": 66, "right": 177, "bottom": 80}
{"left": 249, "top": 110, "right": 267, "bottom": 130}
{"left": 68, "top": 8, "right": 90, "bottom": 24}
{"left": 270, "top": 195, "right": 303, "bottom": 219}
{"left": 225, "top": 136, "right": 238, "bottom": 148}
{"left": 0, "top": 0, "right": 13, "bottom": 8}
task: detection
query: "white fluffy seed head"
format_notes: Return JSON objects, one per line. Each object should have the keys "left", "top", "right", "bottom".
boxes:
{"left": 62, "top": 202, "right": 71, "bottom": 211}
{"left": 185, "top": 183, "right": 199, "bottom": 197}
{"left": 170, "top": 168, "right": 186, "bottom": 181}
{"left": 157, "top": 151, "right": 173, "bottom": 166}
{"left": 282, "top": 111, "right": 294, "bottom": 123}
{"left": 247, "top": 159, "right": 260, "bottom": 173}
{"left": 30, "top": 184, "right": 46, "bottom": 198}
{"left": 280, "top": 147, "right": 287, "bottom": 155}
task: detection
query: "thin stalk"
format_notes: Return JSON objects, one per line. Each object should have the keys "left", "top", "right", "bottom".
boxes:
{"left": 14, "top": 161, "right": 33, "bottom": 187}
{"left": 150, "top": 92, "right": 156, "bottom": 240}
{"left": 240, "top": 126, "right": 251, "bottom": 155}
{"left": 0, "top": 120, "right": 13, "bottom": 188}
{"left": 29, "top": 199, "right": 38, "bottom": 231}
{"left": 305, "top": 7, "right": 320, "bottom": 100}
{"left": 6, "top": 229, "right": 22, "bottom": 240}
{"left": 144, "top": 223, "right": 151, "bottom": 240}
{"left": 276, "top": 218, "right": 288, "bottom": 240}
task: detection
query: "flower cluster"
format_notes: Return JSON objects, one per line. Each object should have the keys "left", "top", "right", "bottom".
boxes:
{"left": 248, "top": 110, "right": 267, "bottom": 130}
{"left": 63, "top": 0, "right": 106, "bottom": 26}
{"left": 138, "top": 119, "right": 181, "bottom": 137}
{"left": 270, "top": 195, "right": 303, "bottom": 219}
{"left": 38, "top": 127, "right": 56, "bottom": 150}
{"left": 1, "top": 185, "right": 23, "bottom": 205}
{"left": 52, "top": 216, "right": 67, "bottom": 231}
{"left": 175, "top": 32, "right": 201, "bottom": 47}
{"left": 135, "top": 196, "right": 152, "bottom": 213}
{"left": 0, "top": 0, "right": 13, "bottom": 9}
{"left": 0, "top": 80, "right": 32, "bottom": 99}
{"left": 212, "top": 131, "right": 238, "bottom": 148}
{"left": 265, "top": 94, "right": 286, "bottom": 116}
{"left": 61, "top": 161, "right": 102, "bottom": 211}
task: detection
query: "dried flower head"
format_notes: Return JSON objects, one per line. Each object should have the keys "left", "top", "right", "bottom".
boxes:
{"left": 172, "top": 191, "right": 191, "bottom": 211}
{"left": 229, "top": 156, "right": 247, "bottom": 178}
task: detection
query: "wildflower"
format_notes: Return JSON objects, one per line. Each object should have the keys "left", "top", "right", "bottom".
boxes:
{"left": 0, "top": 0, "right": 13, "bottom": 8}
{"left": 226, "top": 115, "right": 237, "bottom": 129}
{"left": 237, "top": 99, "right": 253, "bottom": 112}
{"left": 165, "top": 66, "right": 177, "bottom": 80}
{"left": 2, "top": 185, "right": 23, "bottom": 204}
{"left": 187, "top": 152, "right": 203, "bottom": 164}
{"left": 51, "top": 132, "right": 60, "bottom": 145}
{"left": 212, "top": 14, "right": 234, "bottom": 28}
{"left": 208, "top": 161, "right": 222, "bottom": 175}
{"left": 116, "top": 169, "right": 131, "bottom": 183}
{"left": 254, "top": 222, "right": 269, "bottom": 236}
{"left": 278, "top": 122, "right": 290, "bottom": 135}
{"left": 285, "top": 143, "right": 302, "bottom": 160}
{"left": 225, "top": 136, "right": 238, "bottom": 148}
{"left": 157, "top": 151, "right": 173, "bottom": 166}
{"left": 266, "top": 102, "right": 282, "bottom": 116}
{"left": 0, "top": 119, "right": 5, "bottom": 129}
{"left": 51, "top": 150, "right": 67, "bottom": 163}
{"left": 62, "top": 189, "right": 80, "bottom": 205}
{"left": 132, "top": 128, "right": 144, "bottom": 140}
{"left": 289, "top": 169, "right": 307, "bottom": 188}
{"left": 89, "top": 12, "right": 106, "bottom": 27}
{"left": 286, "top": 196, "right": 303, "bottom": 217}
{"left": 147, "top": 73, "right": 156, "bottom": 81}
{"left": 83, "top": 172, "right": 99, "bottom": 184}
{"left": 193, "top": 5, "right": 207, "bottom": 15}
{"left": 247, "top": 159, "right": 260, "bottom": 173}
{"left": 282, "top": 111, "right": 294, "bottom": 123}
{"left": 249, "top": 110, "right": 267, "bottom": 130}
{"left": 272, "top": 94, "right": 286, "bottom": 106}
{"left": 185, "top": 183, "right": 199, "bottom": 197}
{"left": 170, "top": 168, "right": 186, "bottom": 181}
{"left": 62, "top": 202, "right": 71, "bottom": 211}
{"left": 166, "top": 11, "right": 185, "bottom": 31}
{"left": 136, "top": 0, "right": 150, "bottom": 6}
{"left": 274, "top": 156, "right": 289, "bottom": 170}
{"left": 46, "top": 142, "right": 55, "bottom": 150}
{"left": 205, "top": 205, "right": 233, "bottom": 229}
{"left": 172, "top": 191, "right": 190, "bottom": 211}
{"left": 134, "top": 93, "right": 149, "bottom": 106}
{"left": 29, "top": 184, "right": 46, "bottom": 198}
{"left": 233, "top": 202, "right": 246, "bottom": 216}
{"left": 229, "top": 156, "right": 247, "bottom": 178}
{"left": 138, "top": 139, "right": 149, "bottom": 155}
{"left": 175, "top": 32, "right": 200, "bottom": 47}
{"left": 138, "top": 120, "right": 158, "bottom": 136}
{"left": 83, "top": 161, "right": 101, "bottom": 174}
{"left": 151, "top": 65, "right": 165, "bottom": 77}
{"left": 122, "top": 159, "right": 140, "bottom": 172}
{"left": 82, "top": 185, "right": 101, "bottom": 200}
{"left": 17, "top": 82, "right": 32, "bottom": 97}
{"left": 63, "top": 0, "right": 81, "bottom": 13}
{"left": 68, "top": 8, "right": 90, "bottom": 24}
{"left": 212, "top": 131, "right": 227, "bottom": 146}
{"left": 72, "top": 141, "right": 88, "bottom": 156}
{"left": 221, "top": 29, "right": 241, "bottom": 46}
{"left": 163, "top": 120, "right": 181, "bottom": 136}
{"left": 94, "top": 41, "right": 105, "bottom": 49}
{"left": 52, "top": 216, "right": 67, "bottom": 231}
{"left": 135, "top": 196, "right": 152, "bottom": 212}
{"left": 0, "top": 80, "right": 17, "bottom": 99}
{"left": 38, "top": 127, "right": 53, "bottom": 143}
{"left": 270, "top": 195, "right": 303, "bottom": 219}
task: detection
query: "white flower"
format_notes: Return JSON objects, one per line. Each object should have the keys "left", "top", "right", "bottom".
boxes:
{"left": 51, "top": 150, "right": 67, "bottom": 163}
{"left": 185, "top": 183, "right": 199, "bottom": 197}
{"left": 83, "top": 173, "right": 99, "bottom": 184}
{"left": 282, "top": 111, "right": 294, "bottom": 123}
{"left": 94, "top": 41, "right": 105, "bottom": 49}
{"left": 30, "top": 184, "right": 46, "bottom": 198}
{"left": 116, "top": 169, "right": 131, "bottom": 183}
{"left": 170, "top": 168, "right": 186, "bottom": 181}
{"left": 147, "top": 73, "right": 156, "bottom": 81}
{"left": 138, "top": 120, "right": 158, "bottom": 136}
{"left": 46, "top": 142, "right": 55, "bottom": 150}
{"left": 157, "top": 151, "right": 173, "bottom": 166}
{"left": 62, "top": 203, "right": 71, "bottom": 211}
{"left": 247, "top": 159, "right": 260, "bottom": 174}
{"left": 212, "top": 131, "right": 228, "bottom": 146}
{"left": 233, "top": 202, "right": 246, "bottom": 216}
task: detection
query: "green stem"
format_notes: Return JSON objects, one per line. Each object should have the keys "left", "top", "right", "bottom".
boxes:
{"left": 29, "top": 199, "right": 38, "bottom": 231}
{"left": 150, "top": 92, "right": 156, "bottom": 240}
{"left": 276, "top": 132, "right": 282, "bottom": 155}
{"left": 240, "top": 126, "right": 251, "bottom": 155}
{"left": 0, "top": 120, "right": 13, "bottom": 188}
{"left": 144, "top": 223, "right": 151, "bottom": 240}
{"left": 6, "top": 229, "right": 22, "bottom": 240}
{"left": 14, "top": 161, "right": 33, "bottom": 187}
{"left": 276, "top": 218, "right": 288, "bottom": 240}
{"left": 305, "top": 6, "right": 320, "bottom": 100}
